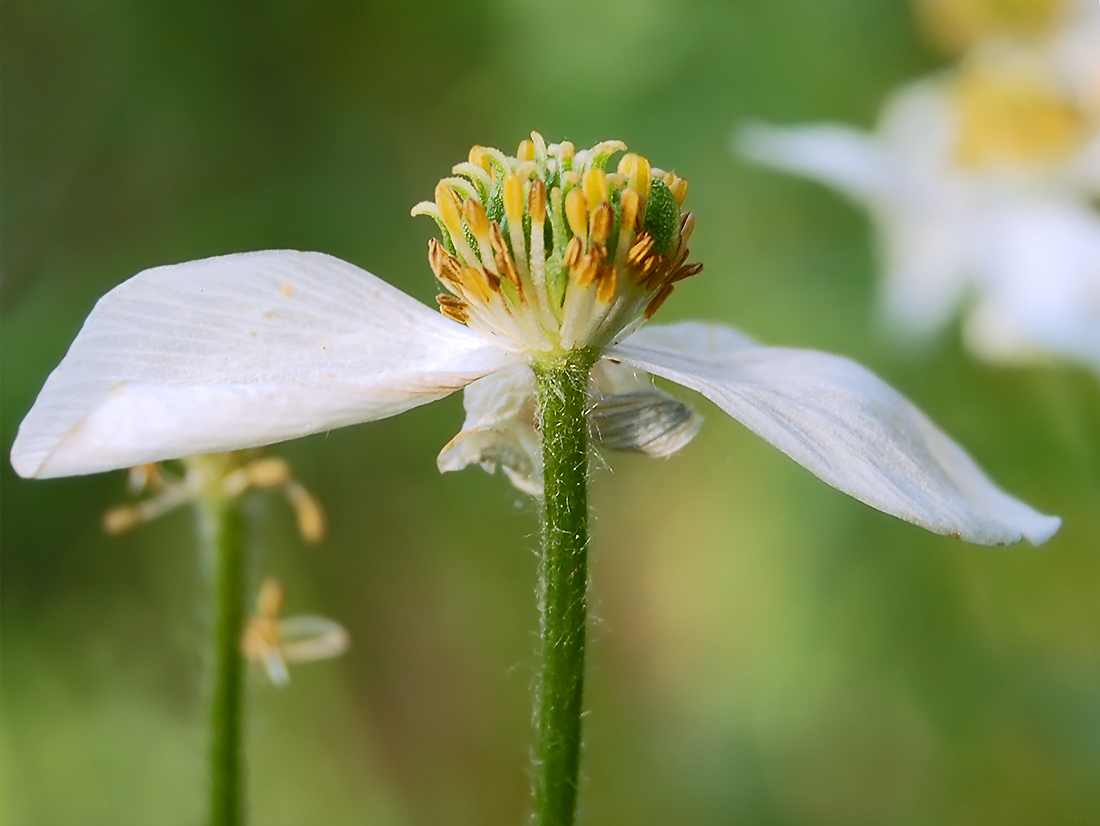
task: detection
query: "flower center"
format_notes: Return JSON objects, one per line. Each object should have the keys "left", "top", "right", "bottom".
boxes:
{"left": 412, "top": 132, "right": 701, "bottom": 354}
{"left": 952, "top": 59, "right": 1088, "bottom": 168}
{"left": 914, "top": 0, "right": 1064, "bottom": 52}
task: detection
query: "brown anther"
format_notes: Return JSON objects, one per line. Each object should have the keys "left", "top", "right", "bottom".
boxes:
{"left": 626, "top": 232, "right": 655, "bottom": 268}
{"left": 437, "top": 294, "right": 466, "bottom": 308}
{"left": 428, "top": 238, "right": 462, "bottom": 282}
{"left": 644, "top": 283, "right": 675, "bottom": 319}
{"left": 590, "top": 202, "right": 613, "bottom": 246}
{"left": 528, "top": 179, "right": 547, "bottom": 224}
{"left": 596, "top": 267, "right": 618, "bottom": 304}
{"left": 517, "top": 139, "right": 535, "bottom": 162}
{"left": 564, "top": 236, "right": 583, "bottom": 268}
{"left": 670, "top": 262, "right": 704, "bottom": 283}
{"left": 574, "top": 254, "right": 600, "bottom": 287}
{"left": 439, "top": 302, "right": 470, "bottom": 324}
{"left": 679, "top": 212, "right": 696, "bottom": 244}
{"left": 565, "top": 188, "right": 589, "bottom": 240}
{"left": 490, "top": 221, "right": 524, "bottom": 292}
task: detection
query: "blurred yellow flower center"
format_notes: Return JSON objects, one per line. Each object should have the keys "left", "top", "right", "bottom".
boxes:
{"left": 412, "top": 132, "right": 701, "bottom": 354}
{"left": 914, "top": 0, "right": 1064, "bottom": 51}
{"left": 952, "top": 62, "right": 1088, "bottom": 168}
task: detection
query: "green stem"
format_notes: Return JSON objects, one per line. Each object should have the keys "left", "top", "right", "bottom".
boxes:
{"left": 199, "top": 493, "right": 248, "bottom": 826}
{"left": 532, "top": 349, "right": 598, "bottom": 826}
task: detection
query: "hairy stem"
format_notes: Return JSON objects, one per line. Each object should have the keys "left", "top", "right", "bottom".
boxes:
{"left": 532, "top": 349, "right": 598, "bottom": 826}
{"left": 199, "top": 493, "right": 248, "bottom": 826}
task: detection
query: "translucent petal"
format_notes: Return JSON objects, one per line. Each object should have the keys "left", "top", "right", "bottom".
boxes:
{"left": 437, "top": 360, "right": 702, "bottom": 495}
{"left": 11, "top": 251, "right": 520, "bottom": 478}
{"left": 610, "top": 322, "right": 1060, "bottom": 545}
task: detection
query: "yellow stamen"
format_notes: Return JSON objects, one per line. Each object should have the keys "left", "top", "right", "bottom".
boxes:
{"left": 517, "top": 139, "right": 535, "bottom": 162}
{"left": 565, "top": 188, "right": 589, "bottom": 242}
{"left": 583, "top": 169, "right": 609, "bottom": 211}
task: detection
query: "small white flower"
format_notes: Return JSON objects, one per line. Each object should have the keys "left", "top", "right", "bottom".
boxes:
{"left": 11, "top": 134, "right": 1059, "bottom": 545}
{"left": 738, "top": 28, "right": 1100, "bottom": 373}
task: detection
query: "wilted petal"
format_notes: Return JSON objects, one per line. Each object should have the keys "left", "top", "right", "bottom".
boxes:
{"left": 438, "top": 360, "right": 703, "bottom": 495}
{"left": 588, "top": 361, "right": 702, "bottom": 457}
{"left": 610, "top": 322, "right": 1060, "bottom": 545}
{"left": 437, "top": 366, "right": 544, "bottom": 495}
{"left": 11, "top": 251, "right": 520, "bottom": 479}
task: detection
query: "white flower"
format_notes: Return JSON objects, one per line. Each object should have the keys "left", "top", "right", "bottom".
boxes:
{"left": 737, "top": 33, "right": 1100, "bottom": 373}
{"left": 10, "top": 135, "right": 1059, "bottom": 545}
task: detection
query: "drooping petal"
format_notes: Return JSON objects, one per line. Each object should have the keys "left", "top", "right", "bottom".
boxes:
{"left": 437, "top": 360, "right": 703, "bottom": 495}
{"left": 11, "top": 251, "right": 521, "bottom": 479}
{"left": 437, "top": 366, "right": 544, "bottom": 495}
{"left": 610, "top": 322, "right": 1061, "bottom": 545}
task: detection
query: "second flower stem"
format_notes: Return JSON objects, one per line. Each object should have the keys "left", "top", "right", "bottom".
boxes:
{"left": 533, "top": 350, "right": 597, "bottom": 826}
{"left": 199, "top": 490, "right": 248, "bottom": 826}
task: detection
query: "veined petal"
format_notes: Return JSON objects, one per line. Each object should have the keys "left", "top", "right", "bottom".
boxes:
{"left": 437, "top": 360, "right": 703, "bottom": 496}
{"left": 11, "top": 251, "right": 520, "bottom": 479}
{"left": 610, "top": 322, "right": 1060, "bottom": 545}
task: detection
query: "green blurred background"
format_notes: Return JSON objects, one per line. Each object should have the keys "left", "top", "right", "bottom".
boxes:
{"left": 3, "top": 1, "right": 1099, "bottom": 824}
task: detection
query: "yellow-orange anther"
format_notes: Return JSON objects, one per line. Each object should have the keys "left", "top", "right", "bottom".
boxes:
{"left": 565, "top": 187, "right": 589, "bottom": 240}
{"left": 590, "top": 202, "right": 613, "bottom": 246}
{"left": 434, "top": 183, "right": 464, "bottom": 237}
{"left": 528, "top": 179, "right": 547, "bottom": 224}
{"left": 583, "top": 168, "right": 609, "bottom": 210}
{"left": 665, "top": 174, "right": 689, "bottom": 206}
{"left": 463, "top": 198, "right": 491, "bottom": 242}
{"left": 517, "top": 139, "right": 535, "bottom": 162}
{"left": 503, "top": 173, "right": 525, "bottom": 223}
{"left": 623, "top": 154, "right": 652, "bottom": 201}
{"left": 468, "top": 146, "right": 493, "bottom": 173}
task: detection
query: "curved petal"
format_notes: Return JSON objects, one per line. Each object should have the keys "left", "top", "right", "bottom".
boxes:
{"left": 437, "top": 358, "right": 704, "bottom": 496}
{"left": 610, "top": 322, "right": 1060, "bottom": 545}
{"left": 11, "top": 251, "right": 519, "bottom": 479}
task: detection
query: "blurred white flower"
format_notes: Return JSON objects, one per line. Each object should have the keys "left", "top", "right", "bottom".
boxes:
{"left": 10, "top": 136, "right": 1059, "bottom": 545}
{"left": 738, "top": 20, "right": 1100, "bottom": 373}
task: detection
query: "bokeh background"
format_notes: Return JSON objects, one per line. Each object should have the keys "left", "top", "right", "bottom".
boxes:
{"left": 3, "top": 1, "right": 1099, "bottom": 824}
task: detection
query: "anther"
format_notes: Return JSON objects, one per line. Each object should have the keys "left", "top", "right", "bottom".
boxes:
{"left": 517, "top": 139, "right": 535, "bottom": 162}
{"left": 627, "top": 233, "right": 655, "bottom": 268}
{"left": 596, "top": 267, "right": 618, "bottom": 304}
{"left": 528, "top": 179, "right": 548, "bottom": 224}
{"left": 590, "top": 201, "right": 613, "bottom": 246}
{"left": 583, "top": 168, "right": 609, "bottom": 210}
{"left": 564, "top": 236, "right": 583, "bottom": 268}
{"left": 680, "top": 212, "right": 696, "bottom": 244}
{"left": 644, "top": 283, "right": 675, "bottom": 319}
{"left": 434, "top": 183, "right": 464, "bottom": 239}
{"left": 665, "top": 173, "right": 689, "bottom": 206}
{"left": 503, "top": 173, "right": 525, "bottom": 223}
{"left": 565, "top": 188, "right": 589, "bottom": 241}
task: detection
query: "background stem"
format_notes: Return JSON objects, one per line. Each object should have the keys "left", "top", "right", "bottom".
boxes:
{"left": 532, "top": 350, "right": 597, "bottom": 826}
{"left": 199, "top": 493, "right": 248, "bottom": 826}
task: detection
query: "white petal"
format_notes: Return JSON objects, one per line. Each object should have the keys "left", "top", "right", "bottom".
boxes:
{"left": 437, "top": 366, "right": 544, "bottom": 496}
{"left": 588, "top": 361, "right": 702, "bottom": 457}
{"left": 437, "top": 358, "right": 704, "bottom": 496}
{"left": 11, "top": 251, "right": 519, "bottom": 479}
{"left": 610, "top": 322, "right": 1060, "bottom": 545}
